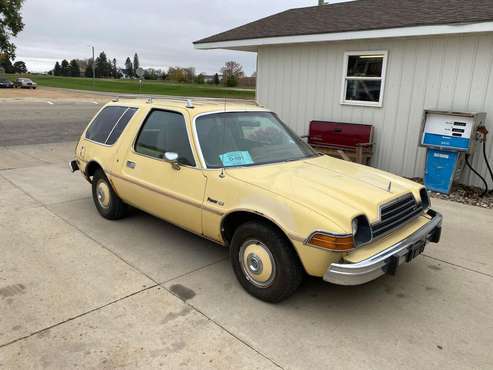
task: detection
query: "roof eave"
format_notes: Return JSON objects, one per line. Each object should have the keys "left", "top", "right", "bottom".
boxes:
{"left": 194, "top": 21, "right": 493, "bottom": 50}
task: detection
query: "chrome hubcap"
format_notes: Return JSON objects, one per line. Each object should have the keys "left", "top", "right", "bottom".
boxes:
{"left": 96, "top": 180, "right": 110, "bottom": 209}
{"left": 246, "top": 253, "right": 263, "bottom": 275}
{"left": 239, "top": 240, "right": 276, "bottom": 288}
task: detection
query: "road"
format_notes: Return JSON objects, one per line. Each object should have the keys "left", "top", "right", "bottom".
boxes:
{"left": 0, "top": 101, "right": 100, "bottom": 146}
{"left": 0, "top": 99, "right": 492, "bottom": 369}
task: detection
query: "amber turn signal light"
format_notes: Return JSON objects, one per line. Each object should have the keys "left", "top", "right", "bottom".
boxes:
{"left": 307, "top": 233, "right": 354, "bottom": 252}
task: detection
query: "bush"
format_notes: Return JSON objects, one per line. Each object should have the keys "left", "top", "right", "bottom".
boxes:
{"left": 196, "top": 73, "right": 205, "bottom": 84}
{"left": 225, "top": 75, "right": 238, "bottom": 87}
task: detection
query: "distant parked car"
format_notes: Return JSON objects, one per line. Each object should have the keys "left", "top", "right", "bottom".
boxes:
{"left": 14, "top": 78, "right": 37, "bottom": 89}
{"left": 0, "top": 78, "right": 14, "bottom": 88}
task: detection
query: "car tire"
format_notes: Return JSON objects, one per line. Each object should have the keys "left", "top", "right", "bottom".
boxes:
{"left": 230, "top": 221, "right": 304, "bottom": 303}
{"left": 91, "top": 168, "right": 127, "bottom": 220}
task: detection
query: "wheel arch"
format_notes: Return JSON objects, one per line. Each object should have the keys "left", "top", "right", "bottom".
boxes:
{"left": 85, "top": 160, "right": 104, "bottom": 179}
{"left": 221, "top": 210, "right": 305, "bottom": 270}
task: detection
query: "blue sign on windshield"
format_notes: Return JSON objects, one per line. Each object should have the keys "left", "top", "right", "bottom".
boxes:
{"left": 219, "top": 151, "right": 254, "bottom": 167}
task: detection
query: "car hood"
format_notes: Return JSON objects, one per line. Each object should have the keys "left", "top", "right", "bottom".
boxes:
{"left": 226, "top": 155, "right": 421, "bottom": 228}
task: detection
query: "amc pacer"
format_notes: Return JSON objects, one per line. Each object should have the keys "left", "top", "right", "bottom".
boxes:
{"left": 70, "top": 99, "right": 442, "bottom": 302}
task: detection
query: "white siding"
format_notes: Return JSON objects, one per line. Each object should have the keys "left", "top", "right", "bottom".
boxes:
{"left": 256, "top": 33, "right": 493, "bottom": 187}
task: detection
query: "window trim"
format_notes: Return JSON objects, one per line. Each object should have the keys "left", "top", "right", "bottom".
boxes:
{"left": 85, "top": 106, "right": 137, "bottom": 147}
{"left": 340, "top": 50, "right": 388, "bottom": 108}
{"left": 132, "top": 108, "right": 198, "bottom": 168}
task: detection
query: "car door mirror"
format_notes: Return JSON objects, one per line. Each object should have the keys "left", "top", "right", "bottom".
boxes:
{"left": 164, "top": 152, "right": 180, "bottom": 170}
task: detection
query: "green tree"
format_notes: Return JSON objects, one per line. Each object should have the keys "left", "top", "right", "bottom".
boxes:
{"left": 111, "top": 58, "right": 117, "bottom": 78}
{"left": 95, "top": 51, "right": 111, "bottom": 78}
{"left": 213, "top": 73, "right": 220, "bottom": 85}
{"left": 85, "top": 59, "right": 94, "bottom": 78}
{"left": 69, "top": 59, "right": 80, "bottom": 77}
{"left": 13, "top": 60, "right": 26, "bottom": 73}
{"left": 0, "top": 54, "right": 14, "bottom": 73}
{"left": 0, "top": 0, "right": 25, "bottom": 58}
{"left": 53, "top": 61, "right": 61, "bottom": 76}
{"left": 124, "top": 57, "right": 133, "bottom": 77}
{"left": 133, "top": 53, "right": 139, "bottom": 76}
{"left": 61, "top": 59, "right": 70, "bottom": 76}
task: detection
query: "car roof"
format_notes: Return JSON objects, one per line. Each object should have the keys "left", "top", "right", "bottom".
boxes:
{"left": 107, "top": 98, "right": 268, "bottom": 118}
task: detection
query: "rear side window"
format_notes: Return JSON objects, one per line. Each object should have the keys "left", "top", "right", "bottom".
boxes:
{"left": 106, "top": 108, "right": 138, "bottom": 145}
{"left": 86, "top": 106, "right": 137, "bottom": 144}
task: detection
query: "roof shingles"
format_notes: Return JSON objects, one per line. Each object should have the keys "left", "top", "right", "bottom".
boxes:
{"left": 194, "top": 0, "right": 493, "bottom": 44}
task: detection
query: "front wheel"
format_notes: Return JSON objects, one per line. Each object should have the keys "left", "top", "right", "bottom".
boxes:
{"left": 91, "top": 169, "right": 127, "bottom": 220}
{"left": 230, "top": 221, "right": 304, "bottom": 303}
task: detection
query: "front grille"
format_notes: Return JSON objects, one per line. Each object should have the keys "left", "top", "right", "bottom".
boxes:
{"left": 371, "top": 194, "right": 423, "bottom": 238}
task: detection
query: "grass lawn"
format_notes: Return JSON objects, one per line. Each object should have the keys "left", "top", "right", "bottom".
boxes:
{"left": 7, "top": 74, "right": 256, "bottom": 100}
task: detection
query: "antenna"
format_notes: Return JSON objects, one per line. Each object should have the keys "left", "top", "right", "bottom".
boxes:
{"left": 224, "top": 96, "right": 227, "bottom": 112}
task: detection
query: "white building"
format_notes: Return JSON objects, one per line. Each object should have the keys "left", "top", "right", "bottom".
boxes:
{"left": 194, "top": 0, "right": 493, "bottom": 187}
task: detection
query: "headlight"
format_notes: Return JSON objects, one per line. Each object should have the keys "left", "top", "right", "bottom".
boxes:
{"left": 352, "top": 215, "right": 372, "bottom": 246}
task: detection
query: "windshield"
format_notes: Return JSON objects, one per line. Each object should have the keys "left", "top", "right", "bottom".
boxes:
{"left": 195, "top": 111, "right": 317, "bottom": 169}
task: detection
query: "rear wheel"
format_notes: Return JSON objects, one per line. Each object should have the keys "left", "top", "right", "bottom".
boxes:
{"left": 91, "top": 169, "right": 127, "bottom": 220}
{"left": 230, "top": 221, "right": 304, "bottom": 303}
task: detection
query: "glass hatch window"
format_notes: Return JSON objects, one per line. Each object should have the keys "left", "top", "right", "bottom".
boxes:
{"left": 86, "top": 106, "right": 137, "bottom": 144}
{"left": 195, "top": 112, "right": 316, "bottom": 169}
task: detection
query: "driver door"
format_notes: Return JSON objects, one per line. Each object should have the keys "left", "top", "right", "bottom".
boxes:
{"left": 114, "top": 108, "right": 205, "bottom": 234}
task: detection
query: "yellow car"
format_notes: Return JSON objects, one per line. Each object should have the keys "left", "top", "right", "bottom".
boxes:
{"left": 70, "top": 99, "right": 443, "bottom": 303}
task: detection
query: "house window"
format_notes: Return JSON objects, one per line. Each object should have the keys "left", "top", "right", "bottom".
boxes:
{"left": 341, "top": 51, "right": 388, "bottom": 107}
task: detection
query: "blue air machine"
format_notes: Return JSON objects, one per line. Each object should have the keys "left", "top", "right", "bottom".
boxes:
{"left": 420, "top": 110, "right": 487, "bottom": 194}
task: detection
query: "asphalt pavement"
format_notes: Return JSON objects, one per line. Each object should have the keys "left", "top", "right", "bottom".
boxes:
{"left": 0, "top": 101, "right": 100, "bottom": 146}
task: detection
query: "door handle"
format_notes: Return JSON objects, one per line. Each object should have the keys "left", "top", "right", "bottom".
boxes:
{"left": 126, "top": 161, "right": 136, "bottom": 169}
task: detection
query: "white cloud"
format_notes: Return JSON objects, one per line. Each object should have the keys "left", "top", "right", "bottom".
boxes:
{"left": 13, "top": 0, "right": 324, "bottom": 74}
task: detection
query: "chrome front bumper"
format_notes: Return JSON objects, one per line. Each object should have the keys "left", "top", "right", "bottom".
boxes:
{"left": 324, "top": 210, "right": 443, "bottom": 286}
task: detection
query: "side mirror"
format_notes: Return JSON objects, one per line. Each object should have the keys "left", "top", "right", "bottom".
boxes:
{"left": 164, "top": 152, "right": 180, "bottom": 170}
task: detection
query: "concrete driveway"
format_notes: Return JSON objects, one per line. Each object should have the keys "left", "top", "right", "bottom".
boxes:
{"left": 0, "top": 102, "right": 492, "bottom": 369}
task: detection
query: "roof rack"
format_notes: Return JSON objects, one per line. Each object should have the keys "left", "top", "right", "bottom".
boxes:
{"left": 110, "top": 95, "right": 259, "bottom": 107}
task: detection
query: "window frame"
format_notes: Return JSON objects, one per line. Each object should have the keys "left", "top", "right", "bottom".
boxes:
{"left": 132, "top": 108, "right": 198, "bottom": 168}
{"left": 340, "top": 50, "right": 388, "bottom": 108}
{"left": 85, "top": 106, "right": 138, "bottom": 146}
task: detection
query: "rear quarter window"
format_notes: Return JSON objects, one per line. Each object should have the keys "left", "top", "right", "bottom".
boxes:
{"left": 86, "top": 106, "right": 137, "bottom": 144}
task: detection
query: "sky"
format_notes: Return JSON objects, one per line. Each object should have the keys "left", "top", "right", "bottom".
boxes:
{"left": 13, "top": 0, "right": 353, "bottom": 75}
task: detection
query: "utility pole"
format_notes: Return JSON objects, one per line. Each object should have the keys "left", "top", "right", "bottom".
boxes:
{"left": 91, "top": 46, "right": 95, "bottom": 89}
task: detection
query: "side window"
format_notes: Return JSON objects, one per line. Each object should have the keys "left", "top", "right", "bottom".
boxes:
{"left": 86, "top": 106, "right": 126, "bottom": 143}
{"left": 135, "top": 110, "right": 196, "bottom": 166}
{"left": 106, "top": 108, "right": 137, "bottom": 145}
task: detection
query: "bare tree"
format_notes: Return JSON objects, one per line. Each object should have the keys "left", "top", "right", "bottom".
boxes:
{"left": 221, "top": 61, "right": 244, "bottom": 87}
